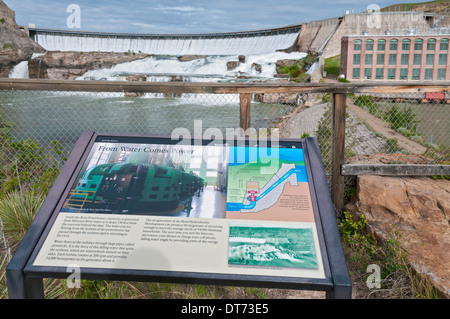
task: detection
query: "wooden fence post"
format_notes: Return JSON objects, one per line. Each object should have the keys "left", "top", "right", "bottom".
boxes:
{"left": 331, "top": 93, "right": 346, "bottom": 217}
{"left": 240, "top": 93, "right": 251, "bottom": 135}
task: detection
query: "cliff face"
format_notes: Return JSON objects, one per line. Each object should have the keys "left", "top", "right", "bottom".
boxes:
{"left": 28, "top": 51, "right": 150, "bottom": 80}
{"left": 0, "top": 0, "right": 46, "bottom": 77}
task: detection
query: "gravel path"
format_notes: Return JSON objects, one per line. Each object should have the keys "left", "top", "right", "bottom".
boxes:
{"left": 279, "top": 97, "right": 389, "bottom": 157}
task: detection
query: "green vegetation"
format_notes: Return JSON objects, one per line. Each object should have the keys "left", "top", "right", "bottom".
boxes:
{"left": 324, "top": 55, "right": 340, "bottom": 76}
{"left": 276, "top": 52, "right": 319, "bottom": 82}
{"left": 339, "top": 211, "right": 441, "bottom": 299}
{"left": 381, "top": 0, "right": 449, "bottom": 12}
{"left": 0, "top": 189, "right": 45, "bottom": 242}
{"left": 0, "top": 106, "right": 68, "bottom": 195}
{"left": 2, "top": 43, "right": 15, "bottom": 49}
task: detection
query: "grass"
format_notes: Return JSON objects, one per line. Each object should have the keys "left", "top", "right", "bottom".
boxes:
{"left": 324, "top": 55, "right": 340, "bottom": 76}
{"left": 338, "top": 212, "right": 441, "bottom": 299}
{"left": 0, "top": 186, "right": 444, "bottom": 299}
{"left": 381, "top": 0, "right": 449, "bottom": 12}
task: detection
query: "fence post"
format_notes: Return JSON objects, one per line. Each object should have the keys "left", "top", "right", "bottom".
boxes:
{"left": 240, "top": 93, "right": 251, "bottom": 135}
{"left": 331, "top": 93, "right": 346, "bottom": 217}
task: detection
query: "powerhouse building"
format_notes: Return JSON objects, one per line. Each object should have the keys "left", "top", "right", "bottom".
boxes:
{"left": 340, "top": 34, "right": 449, "bottom": 81}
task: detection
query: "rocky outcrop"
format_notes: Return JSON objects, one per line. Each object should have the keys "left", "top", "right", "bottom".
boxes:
{"left": 177, "top": 55, "right": 208, "bottom": 62}
{"left": 0, "top": 0, "right": 46, "bottom": 77}
{"left": 28, "top": 51, "right": 150, "bottom": 80}
{"left": 350, "top": 175, "right": 450, "bottom": 298}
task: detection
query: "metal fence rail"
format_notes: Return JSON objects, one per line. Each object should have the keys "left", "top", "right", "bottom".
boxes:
{"left": 0, "top": 79, "right": 448, "bottom": 214}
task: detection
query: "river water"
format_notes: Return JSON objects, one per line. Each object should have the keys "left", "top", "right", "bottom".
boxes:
{"left": 1, "top": 90, "right": 293, "bottom": 149}
{"left": 4, "top": 49, "right": 308, "bottom": 150}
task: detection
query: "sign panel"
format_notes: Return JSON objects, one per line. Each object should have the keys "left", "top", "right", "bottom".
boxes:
{"left": 31, "top": 135, "right": 326, "bottom": 280}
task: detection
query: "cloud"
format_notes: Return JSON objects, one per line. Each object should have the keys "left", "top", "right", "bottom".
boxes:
{"left": 153, "top": 6, "right": 205, "bottom": 13}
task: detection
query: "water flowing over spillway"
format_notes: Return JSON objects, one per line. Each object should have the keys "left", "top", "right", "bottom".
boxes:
{"left": 25, "top": 27, "right": 307, "bottom": 82}
{"left": 34, "top": 29, "right": 300, "bottom": 55}
{"left": 78, "top": 51, "right": 307, "bottom": 82}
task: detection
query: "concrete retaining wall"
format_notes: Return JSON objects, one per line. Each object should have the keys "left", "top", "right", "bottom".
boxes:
{"left": 295, "top": 12, "right": 431, "bottom": 58}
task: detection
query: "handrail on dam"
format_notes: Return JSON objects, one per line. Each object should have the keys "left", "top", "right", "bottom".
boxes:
{"left": 28, "top": 24, "right": 302, "bottom": 39}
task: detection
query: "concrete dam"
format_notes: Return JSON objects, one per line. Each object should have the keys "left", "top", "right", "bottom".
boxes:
{"left": 28, "top": 11, "right": 435, "bottom": 58}
{"left": 29, "top": 25, "right": 302, "bottom": 55}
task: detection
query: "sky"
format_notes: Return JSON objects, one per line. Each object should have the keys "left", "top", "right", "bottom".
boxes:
{"left": 4, "top": 0, "right": 432, "bottom": 34}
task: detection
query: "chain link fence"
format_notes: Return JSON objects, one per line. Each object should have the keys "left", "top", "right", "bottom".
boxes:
{"left": 0, "top": 84, "right": 449, "bottom": 203}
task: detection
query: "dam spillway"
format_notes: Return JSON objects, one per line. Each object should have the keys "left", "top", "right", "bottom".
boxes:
{"left": 30, "top": 25, "right": 301, "bottom": 55}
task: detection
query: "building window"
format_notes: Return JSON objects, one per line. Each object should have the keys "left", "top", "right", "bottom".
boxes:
{"left": 402, "top": 39, "right": 410, "bottom": 50}
{"left": 365, "top": 53, "right": 373, "bottom": 65}
{"left": 414, "top": 39, "right": 423, "bottom": 50}
{"left": 440, "top": 39, "right": 448, "bottom": 50}
{"left": 426, "top": 53, "right": 434, "bottom": 65}
{"left": 364, "top": 68, "right": 372, "bottom": 79}
{"left": 401, "top": 54, "right": 409, "bottom": 65}
{"left": 389, "top": 53, "right": 397, "bottom": 65}
{"left": 412, "top": 68, "right": 420, "bottom": 80}
{"left": 388, "top": 68, "right": 396, "bottom": 79}
{"left": 378, "top": 39, "right": 385, "bottom": 50}
{"left": 437, "top": 69, "right": 446, "bottom": 80}
{"left": 354, "top": 39, "right": 362, "bottom": 51}
{"left": 424, "top": 68, "right": 433, "bottom": 80}
{"left": 376, "top": 68, "right": 383, "bottom": 79}
{"left": 400, "top": 68, "right": 408, "bottom": 80}
{"left": 390, "top": 39, "right": 398, "bottom": 50}
{"left": 438, "top": 53, "right": 447, "bottom": 65}
{"left": 427, "top": 39, "right": 436, "bottom": 50}
{"left": 366, "top": 39, "right": 374, "bottom": 50}
{"left": 353, "top": 53, "right": 361, "bottom": 65}
{"left": 413, "top": 53, "right": 421, "bottom": 65}
{"left": 352, "top": 68, "right": 360, "bottom": 79}
{"left": 376, "top": 53, "right": 384, "bottom": 65}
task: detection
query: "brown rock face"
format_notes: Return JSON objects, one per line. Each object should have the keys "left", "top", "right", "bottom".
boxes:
{"left": 355, "top": 175, "right": 450, "bottom": 298}
{"left": 0, "top": 0, "right": 46, "bottom": 77}
{"left": 28, "top": 51, "right": 150, "bottom": 80}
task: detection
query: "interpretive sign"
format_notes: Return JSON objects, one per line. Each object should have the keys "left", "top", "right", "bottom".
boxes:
{"left": 7, "top": 131, "right": 351, "bottom": 299}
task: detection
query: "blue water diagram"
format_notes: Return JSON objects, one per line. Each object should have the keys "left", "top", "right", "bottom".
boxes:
{"left": 226, "top": 147, "right": 308, "bottom": 213}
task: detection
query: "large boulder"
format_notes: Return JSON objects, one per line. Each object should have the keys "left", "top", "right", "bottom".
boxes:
{"left": 0, "top": 0, "right": 46, "bottom": 77}
{"left": 353, "top": 175, "right": 450, "bottom": 298}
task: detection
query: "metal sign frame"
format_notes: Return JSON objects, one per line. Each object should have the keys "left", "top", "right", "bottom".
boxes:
{"left": 7, "top": 131, "right": 351, "bottom": 299}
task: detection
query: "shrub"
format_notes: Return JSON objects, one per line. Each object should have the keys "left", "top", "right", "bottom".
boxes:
{"left": 384, "top": 104, "right": 419, "bottom": 132}
{"left": 0, "top": 189, "right": 45, "bottom": 243}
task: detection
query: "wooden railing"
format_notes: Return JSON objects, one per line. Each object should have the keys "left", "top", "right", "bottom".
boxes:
{"left": 1, "top": 78, "right": 448, "bottom": 214}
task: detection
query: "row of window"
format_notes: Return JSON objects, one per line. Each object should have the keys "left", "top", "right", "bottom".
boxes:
{"left": 352, "top": 67, "right": 447, "bottom": 80}
{"left": 353, "top": 53, "right": 447, "bottom": 66}
{"left": 354, "top": 38, "right": 449, "bottom": 51}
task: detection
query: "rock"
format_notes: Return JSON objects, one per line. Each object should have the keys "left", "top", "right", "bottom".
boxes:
{"left": 238, "top": 55, "right": 246, "bottom": 63}
{"left": 28, "top": 51, "right": 150, "bottom": 80}
{"left": 126, "top": 73, "right": 147, "bottom": 82}
{"left": 226, "top": 61, "right": 240, "bottom": 70}
{"left": 252, "top": 63, "right": 262, "bottom": 73}
{"left": 355, "top": 175, "right": 450, "bottom": 298}
{"left": 125, "top": 73, "right": 147, "bottom": 97}
{"left": 0, "top": 0, "right": 46, "bottom": 77}
{"left": 254, "top": 93, "right": 301, "bottom": 106}
{"left": 177, "top": 55, "right": 207, "bottom": 62}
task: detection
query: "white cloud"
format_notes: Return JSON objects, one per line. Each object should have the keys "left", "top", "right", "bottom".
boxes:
{"left": 153, "top": 6, "right": 205, "bottom": 12}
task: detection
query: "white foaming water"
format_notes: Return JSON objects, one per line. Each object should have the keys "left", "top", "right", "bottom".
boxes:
{"left": 9, "top": 61, "right": 29, "bottom": 78}
{"left": 9, "top": 53, "right": 46, "bottom": 79}
{"left": 78, "top": 51, "right": 307, "bottom": 82}
{"left": 35, "top": 32, "right": 299, "bottom": 55}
